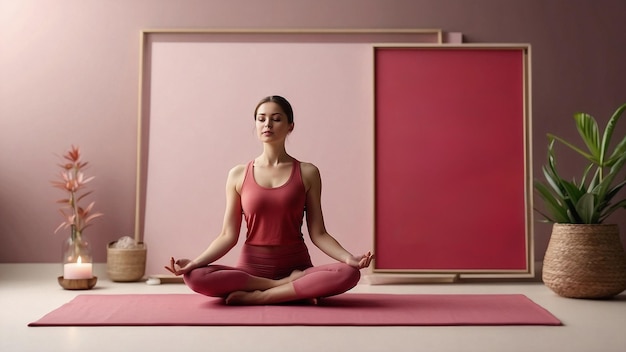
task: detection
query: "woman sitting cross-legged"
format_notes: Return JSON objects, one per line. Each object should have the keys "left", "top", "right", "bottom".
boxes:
{"left": 165, "top": 95, "right": 373, "bottom": 305}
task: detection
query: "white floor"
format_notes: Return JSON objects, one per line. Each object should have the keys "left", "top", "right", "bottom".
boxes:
{"left": 2, "top": 264, "right": 626, "bottom": 352}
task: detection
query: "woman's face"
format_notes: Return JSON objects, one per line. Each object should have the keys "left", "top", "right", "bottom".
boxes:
{"left": 255, "top": 102, "right": 293, "bottom": 142}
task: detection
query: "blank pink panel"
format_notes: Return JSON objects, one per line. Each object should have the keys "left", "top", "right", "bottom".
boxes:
{"left": 374, "top": 46, "right": 531, "bottom": 273}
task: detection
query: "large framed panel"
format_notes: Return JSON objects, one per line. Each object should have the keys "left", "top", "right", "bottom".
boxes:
{"left": 136, "top": 29, "right": 443, "bottom": 277}
{"left": 373, "top": 45, "right": 533, "bottom": 277}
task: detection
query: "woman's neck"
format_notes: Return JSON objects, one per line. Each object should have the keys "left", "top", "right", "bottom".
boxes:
{"left": 257, "top": 144, "right": 291, "bottom": 166}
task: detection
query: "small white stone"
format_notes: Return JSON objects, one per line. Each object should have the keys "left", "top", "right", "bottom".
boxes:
{"left": 146, "top": 277, "right": 161, "bottom": 285}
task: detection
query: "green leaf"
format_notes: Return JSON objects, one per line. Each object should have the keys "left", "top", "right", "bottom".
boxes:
{"left": 605, "top": 179, "right": 626, "bottom": 203}
{"left": 586, "top": 166, "right": 601, "bottom": 192}
{"left": 601, "top": 103, "right": 626, "bottom": 165}
{"left": 599, "top": 198, "right": 626, "bottom": 222}
{"left": 542, "top": 165, "right": 565, "bottom": 198}
{"left": 576, "top": 193, "right": 597, "bottom": 224}
{"left": 574, "top": 112, "right": 601, "bottom": 161}
{"left": 579, "top": 163, "right": 594, "bottom": 187}
{"left": 548, "top": 134, "right": 597, "bottom": 164}
{"left": 596, "top": 153, "right": 626, "bottom": 200}
{"left": 534, "top": 181, "right": 570, "bottom": 222}
{"left": 561, "top": 179, "right": 585, "bottom": 202}
{"left": 606, "top": 134, "right": 626, "bottom": 167}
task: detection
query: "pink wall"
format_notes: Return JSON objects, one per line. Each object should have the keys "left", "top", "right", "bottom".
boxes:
{"left": 1, "top": 0, "right": 626, "bottom": 264}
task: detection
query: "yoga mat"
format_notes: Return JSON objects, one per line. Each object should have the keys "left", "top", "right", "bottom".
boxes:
{"left": 29, "top": 293, "right": 561, "bottom": 327}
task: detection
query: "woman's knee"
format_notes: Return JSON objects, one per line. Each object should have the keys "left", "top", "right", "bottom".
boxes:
{"left": 338, "top": 264, "right": 361, "bottom": 288}
{"left": 183, "top": 269, "right": 211, "bottom": 296}
{"left": 310, "top": 263, "right": 361, "bottom": 287}
{"left": 183, "top": 266, "right": 228, "bottom": 297}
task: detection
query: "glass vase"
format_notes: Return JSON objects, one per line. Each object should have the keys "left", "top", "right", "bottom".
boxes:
{"left": 61, "top": 228, "right": 93, "bottom": 280}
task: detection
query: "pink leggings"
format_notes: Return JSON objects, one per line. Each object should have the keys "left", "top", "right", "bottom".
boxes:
{"left": 184, "top": 243, "right": 361, "bottom": 300}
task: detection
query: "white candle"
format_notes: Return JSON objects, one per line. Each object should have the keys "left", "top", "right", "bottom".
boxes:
{"left": 63, "top": 257, "right": 93, "bottom": 279}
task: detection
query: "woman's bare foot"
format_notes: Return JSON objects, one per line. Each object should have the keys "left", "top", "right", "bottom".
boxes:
{"left": 274, "top": 270, "right": 306, "bottom": 286}
{"left": 225, "top": 279, "right": 306, "bottom": 305}
{"left": 289, "top": 297, "right": 319, "bottom": 305}
{"left": 225, "top": 290, "right": 321, "bottom": 306}
{"left": 225, "top": 290, "right": 266, "bottom": 305}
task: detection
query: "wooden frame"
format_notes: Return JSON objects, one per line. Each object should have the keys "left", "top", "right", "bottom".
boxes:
{"left": 372, "top": 44, "right": 533, "bottom": 278}
{"left": 134, "top": 29, "right": 443, "bottom": 277}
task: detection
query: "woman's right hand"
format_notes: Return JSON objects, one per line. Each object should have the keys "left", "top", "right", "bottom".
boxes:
{"left": 346, "top": 251, "right": 374, "bottom": 269}
{"left": 164, "top": 257, "right": 194, "bottom": 276}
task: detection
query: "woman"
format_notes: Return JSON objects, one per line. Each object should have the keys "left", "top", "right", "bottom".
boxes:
{"left": 165, "top": 95, "right": 373, "bottom": 305}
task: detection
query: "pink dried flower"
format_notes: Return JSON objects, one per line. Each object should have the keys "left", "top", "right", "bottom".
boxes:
{"left": 52, "top": 145, "right": 103, "bottom": 237}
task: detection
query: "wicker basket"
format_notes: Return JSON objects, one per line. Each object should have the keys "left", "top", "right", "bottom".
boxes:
{"left": 542, "top": 224, "right": 626, "bottom": 299}
{"left": 106, "top": 241, "right": 147, "bottom": 282}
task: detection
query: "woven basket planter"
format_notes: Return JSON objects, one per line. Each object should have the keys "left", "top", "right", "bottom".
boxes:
{"left": 106, "top": 241, "right": 147, "bottom": 282}
{"left": 542, "top": 224, "right": 626, "bottom": 299}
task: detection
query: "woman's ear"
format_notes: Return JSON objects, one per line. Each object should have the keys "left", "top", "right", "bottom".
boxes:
{"left": 289, "top": 123, "right": 295, "bottom": 132}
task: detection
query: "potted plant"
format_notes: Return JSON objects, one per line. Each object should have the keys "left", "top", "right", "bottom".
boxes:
{"left": 534, "top": 102, "right": 626, "bottom": 298}
{"left": 52, "top": 145, "right": 103, "bottom": 289}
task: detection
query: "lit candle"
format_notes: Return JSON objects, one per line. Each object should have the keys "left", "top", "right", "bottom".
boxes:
{"left": 63, "top": 257, "right": 93, "bottom": 279}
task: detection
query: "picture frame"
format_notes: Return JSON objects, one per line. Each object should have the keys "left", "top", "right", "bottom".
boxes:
{"left": 134, "top": 29, "right": 444, "bottom": 277}
{"left": 372, "top": 44, "right": 533, "bottom": 278}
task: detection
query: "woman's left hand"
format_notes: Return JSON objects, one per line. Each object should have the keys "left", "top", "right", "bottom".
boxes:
{"left": 164, "top": 257, "right": 194, "bottom": 276}
{"left": 346, "top": 251, "right": 374, "bottom": 269}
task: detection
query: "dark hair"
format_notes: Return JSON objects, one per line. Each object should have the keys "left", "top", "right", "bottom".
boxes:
{"left": 254, "top": 95, "right": 294, "bottom": 124}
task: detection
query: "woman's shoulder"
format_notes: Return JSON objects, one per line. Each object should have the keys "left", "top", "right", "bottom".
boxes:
{"left": 298, "top": 161, "right": 321, "bottom": 191}
{"left": 228, "top": 163, "right": 247, "bottom": 177}
{"left": 298, "top": 161, "right": 319, "bottom": 175}
{"left": 226, "top": 163, "right": 248, "bottom": 189}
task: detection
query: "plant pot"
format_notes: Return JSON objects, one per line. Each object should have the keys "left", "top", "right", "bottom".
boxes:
{"left": 542, "top": 224, "right": 626, "bottom": 299}
{"left": 106, "top": 241, "right": 147, "bottom": 282}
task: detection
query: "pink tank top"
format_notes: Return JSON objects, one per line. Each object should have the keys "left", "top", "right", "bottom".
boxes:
{"left": 240, "top": 160, "right": 306, "bottom": 245}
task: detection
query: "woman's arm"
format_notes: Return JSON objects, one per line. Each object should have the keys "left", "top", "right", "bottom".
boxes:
{"left": 302, "top": 163, "right": 373, "bottom": 269}
{"left": 165, "top": 165, "right": 245, "bottom": 275}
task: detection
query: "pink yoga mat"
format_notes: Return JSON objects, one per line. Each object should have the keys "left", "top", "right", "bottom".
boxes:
{"left": 29, "top": 293, "right": 561, "bottom": 326}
